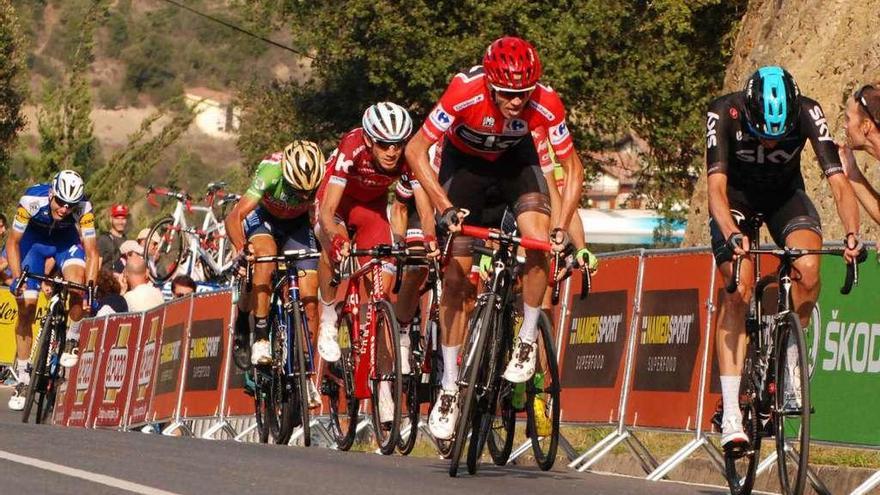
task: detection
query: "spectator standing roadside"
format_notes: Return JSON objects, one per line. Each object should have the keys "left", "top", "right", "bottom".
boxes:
{"left": 123, "top": 257, "right": 164, "bottom": 311}
{"left": 171, "top": 274, "right": 196, "bottom": 298}
{"left": 95, "top": 269, "right": 128, "bottom": 316}
{"left": 0, "top": 213, "right": 10, "bottom": 285}
{"left": 841, "top": 82, "right": 880, "bottom": 226}
{"left": 97, "top": 204, "right": 129, "bottom": 268}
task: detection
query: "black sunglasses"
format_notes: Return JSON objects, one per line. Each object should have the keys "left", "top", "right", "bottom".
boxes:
{"left": 496, "top": 88, "right": 534, "bottom": 100}
{"left": 373, "top": 140, "right": 405, "bottom": 150}
{"left": 52, "top": 196, "right": 77, "bottom": 209}
{"left": 855, "top": 85, "right": 880, "bottom": 129}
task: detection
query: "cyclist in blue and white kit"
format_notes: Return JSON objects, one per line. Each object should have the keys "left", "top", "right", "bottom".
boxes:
{"left": 6, "top": 170, "right": 99, "bottom": 411}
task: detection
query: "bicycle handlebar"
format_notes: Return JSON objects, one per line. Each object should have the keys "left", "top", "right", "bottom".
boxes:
{"left": 147, "top": 185, "right": 192, "bottom": 211}
{"left": 460, "top": 225, "right": 552, "bottom": 252}
{"left": 726, "top": 247, "right": 859, "bottom": 295}
{"left": 13, "top": 267, "right": 94, "bottom": 308}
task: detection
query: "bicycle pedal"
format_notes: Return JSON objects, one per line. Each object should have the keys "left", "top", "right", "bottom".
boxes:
{"left": 723, "top": 443, "right": 755, "bottom": 459}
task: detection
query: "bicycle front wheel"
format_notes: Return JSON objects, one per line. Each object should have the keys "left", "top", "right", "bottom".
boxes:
{"left": 145, "top": 217, "right": 184, "bottom": 283}
{"left": 292, "top": 304, "right": 311, "bottom": 447}
{"left": 775, "top": 312, "right": 810, "bottom": 495}
{"left": 525, "top": 312, "right": 560, "bottom": 470}
{"left": 370, "top": 300, "right": 402, "bottom": 455}
{"left": 398, "top": 326, "right": 422, "bottom": 455}
{"left": 22, "top": 313, "right": 54, "bottom": 424}
{"left": 326, "top": 311, "right": 359, "bottom": 451}
{"left": 724, "top": 342, "right": 761, "bottom": 495}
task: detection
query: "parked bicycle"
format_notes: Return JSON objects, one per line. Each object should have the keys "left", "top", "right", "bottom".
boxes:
{"left": 145, "top": 182, "right": 239, "bottom": 284}
{"left": 323, "top": 244, "right": 411, "bottom": 455}
{"left": 13, "top": 268, "right": 93, "bottom": 424}
{"left": 447, "top": 225, "right": 589, "bottom": 477}
{"left": 237, "top": 248, "right": 320, "bottom": 446}
{"left": 721, "top": 220, "right": 862, "bottom": 495}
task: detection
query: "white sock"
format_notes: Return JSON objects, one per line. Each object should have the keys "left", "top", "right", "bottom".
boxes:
{"left": 441, "top": 345, "right": 460, "bottom": 391}
{"left": 519, "top": 304, "right": 541, "bottom": 344}
{"left": 720, "top": 375, "right": 742, "bottom": 423}
{"left": 786, "top": 333, "right": 802, "bottom": 396}
{"left": 319, "top": 297, "right": 338, "bottom": 332}
{"left": 67, "top": 320, "right": 81, "bottom": 342}
{"left": 16, "top": 359, "right": 29, "bottom": 386}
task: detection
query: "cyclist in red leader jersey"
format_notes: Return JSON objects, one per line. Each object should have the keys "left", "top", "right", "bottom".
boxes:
{"left": 405, "top": 36, "right": 586, "bottom": 440}
{"left": 315, "top": 102, "right": 438, "bottom": 370}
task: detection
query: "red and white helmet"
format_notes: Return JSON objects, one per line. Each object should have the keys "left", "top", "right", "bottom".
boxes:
{"left": 482, "top": 36, "right": 542, "bottom": 92}
{"left": 362, "top": 102, "right": 413, "bottom": 143}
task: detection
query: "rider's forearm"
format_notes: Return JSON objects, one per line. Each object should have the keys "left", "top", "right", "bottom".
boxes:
{"left": 6, "top": 238, "right": 21, "bottom": 280}
{"left": 708, "top": 176, "right": 739, "bottom": 239}
{"left": 225, "top": 213, "right": 246, "bottom": 252}
{"left": 556, "top": 153, "right": 584, "bottom": 231}
{"left": 414, "top": 188, "right": 437, "bottom": 238}
{"left": 847, "top": 173, "right": 880, "bottom": 224}
{"left": 406, "top": 133, "right": 452, "bottom": 212}
{"left": 390, "top": 200, "right": 407, "bottom": 239}
{"left": 829, "top": 174, "right": 862, "bottom": 235}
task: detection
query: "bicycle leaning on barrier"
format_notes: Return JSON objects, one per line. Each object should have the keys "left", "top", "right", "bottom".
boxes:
{"left": 145, "top": 182, "right": 239, "bottom": 284}
{"left": 719, "top": 217, "right": 865, "bottom": 495}
{"left": 233, "top": 248, "right": 320, "bottom": 446}
{"left": 13, "top": 267, "right": 93, "bottom": 424}
{"left": 446, "top": 224, "right": 590, "bottom": 477}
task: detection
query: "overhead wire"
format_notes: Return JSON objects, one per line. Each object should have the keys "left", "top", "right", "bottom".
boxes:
{"left": 157, "top": 0, "right": 313, "bottom": 59}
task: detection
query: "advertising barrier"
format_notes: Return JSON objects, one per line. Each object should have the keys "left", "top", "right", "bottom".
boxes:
{"left": 178, "top": 292, "right": 231, "bottom": 418}
{"left": 559, "top": 254, "right": 640, "bottom": 424}
{"left": 90, "top": 313, "right": 143, "bottom": 428}
{"left": 65, "top": 317, "right": 107, "bottom": 427}
{"left": 147, "top": 296, "right": 192, "bottom": 423}
{"left": 0, "top": 289, "right": 51, "bottom": 365}
{"left": 124, "top": 306, "right": 165, "bottom": 427}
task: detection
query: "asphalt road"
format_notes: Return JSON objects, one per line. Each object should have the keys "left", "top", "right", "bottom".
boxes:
{"left": 0, "top": 385, "right": 727, "bottom": 495}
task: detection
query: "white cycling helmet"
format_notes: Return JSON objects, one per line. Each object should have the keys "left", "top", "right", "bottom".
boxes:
{"left": 282, "top": 140, "right": 326, "bottom": 191}
{"left": 362, "top": 102, "right": 413, "bottom": 143}
{"left": 51, "top": 169, "right": 85, "bottom": 204}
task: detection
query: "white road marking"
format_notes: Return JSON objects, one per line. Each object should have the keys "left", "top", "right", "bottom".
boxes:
{"left": 0, "top": 449, "right": 182, "bottom": 495}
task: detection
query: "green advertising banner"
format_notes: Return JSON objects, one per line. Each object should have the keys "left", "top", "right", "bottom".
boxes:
{"left": 806, "top": 250, "right": 880, "bottom": 447}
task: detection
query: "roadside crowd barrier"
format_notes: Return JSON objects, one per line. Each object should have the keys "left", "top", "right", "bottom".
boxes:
{"left": 19, "top": 246, "right": 880, "bottom": 495}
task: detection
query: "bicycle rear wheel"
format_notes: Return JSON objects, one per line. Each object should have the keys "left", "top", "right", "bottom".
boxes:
{"left": 292, "top": 305, "right": 311, "bottom": 447}
{"left": 724, "top": 340, "right": 761, "bottom": 495}
{"left": 22, "top": 313, "right": 55, "bottom": 424}
{"left": 253, "top": 371, "right": 274, "bottom": 443}
{"left": 487, "top": 381, "right": 515, "bottom": 466}
{"left": 775, "top": 313, "right": 809, "bottom": 495}
{"left": 449, "top": 299, "right": 495, "bottom": 477}
{"left": 398, "top": 326, "right": 422, "bottom": 455}
{"left": 145, "top": 217, "right": 184, "bottom": 283}
{"left": 370, "top": 300, "right": 402, "bottom": 455}
{"left": 526, "top": 312, "right": 560, "bottom": 471}
{"left": 264, "top": 312, "right": 295, "bottom": 445}
{"left": 326, "top": 311, "right": 359, "bottom": 451}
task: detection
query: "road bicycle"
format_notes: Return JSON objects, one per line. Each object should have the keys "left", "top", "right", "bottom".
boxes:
{"left": 145, "top": 181, "right": 239, "bottom": 284}
{"left": 240, "top": 249, "right": 320, "bottom": 446}
{"left": 721, "top": 219, "right": 861, "bottom": 495}
{"left": 324, "top": 244, "right": 411, "bottom": 455}
{"left": 447, "top": 225, "right": 588, "bottom": 477}
{"left": 13, "top": 268, "right": 93, "bottom": 424}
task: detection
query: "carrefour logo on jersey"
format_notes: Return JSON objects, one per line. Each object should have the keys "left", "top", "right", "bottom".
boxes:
{"left": 550, "top": 122, "right": 569, "bottom": 145}
{"left": 503, "top": 118, "right": 528, "bottom": 135}
{"left": 429, "top": 105, "right": 453, "bottom": 131}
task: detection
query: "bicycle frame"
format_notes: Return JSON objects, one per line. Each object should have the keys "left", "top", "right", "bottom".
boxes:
{"left": 343, "top": 257, "right": 388, "bottom": 400}
{"left": 168, "top": 200, "right": 228, "bottom": 277}
{"left": 269, "top": 264, "right": 314, "bottom": 378}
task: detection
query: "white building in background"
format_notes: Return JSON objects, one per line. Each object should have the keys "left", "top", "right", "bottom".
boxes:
{"left": 184, "top": 87, "right": 241, "bottom": 139}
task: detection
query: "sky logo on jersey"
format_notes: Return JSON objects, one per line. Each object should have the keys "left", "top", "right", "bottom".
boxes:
{"left": 706, "top": 112, "right": 720, "bottom": 148}
{"left": 808, "top": 105, "right": 834, "bottom": 142}
{"left": 550, "top": 121, "right": 570, "bottom": 145}
{"left": 429, "top": 105, "right": 453, "bottom": 131}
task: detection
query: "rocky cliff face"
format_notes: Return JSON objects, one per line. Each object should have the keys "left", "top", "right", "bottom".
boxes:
{"left": 683, "top": 0, "right": 880, "bottom": 246}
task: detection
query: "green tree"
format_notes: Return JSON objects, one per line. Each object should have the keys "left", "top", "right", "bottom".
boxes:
{"left": 0, "top": 0, "right": 28, "bottom": 209}
{"left": 236, "top": 0, "right": 745, "bottom": 218}
{"left": 35, "top": 0, "right": 108, "bottom": 180}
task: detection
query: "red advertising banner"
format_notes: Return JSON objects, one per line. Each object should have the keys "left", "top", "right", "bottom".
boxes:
{"left": 147, "top": 296, "right": 192, "bottom": 423}
{"left": 559, "top": 254, "right": 640, "bottom": 424}
{"left": 66, "top": 318, "right": 107, "bottom": 427}
{"left": 624, "top": 251, "right": 713, "bottom": 430}
{"left": 124, "top": 305, "right": 165, "bottom": 427}
{"left": 179, "top": 291, "right": 231, "bottom": 418}
{"left": 90, "top": 313, "right": 143, "bottom": 428}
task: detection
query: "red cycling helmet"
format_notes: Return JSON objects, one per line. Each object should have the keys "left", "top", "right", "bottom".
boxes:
{"left": 483, "top": 36, "right": 542, "bottom": 92}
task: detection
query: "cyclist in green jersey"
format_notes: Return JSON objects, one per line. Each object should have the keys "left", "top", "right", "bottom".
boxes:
{"left": 225, "top": 141, "right": 325, "bottom": 407}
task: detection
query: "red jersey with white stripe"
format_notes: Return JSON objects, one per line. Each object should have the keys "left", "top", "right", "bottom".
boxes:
{"left": 317, "top": 127, "right": 412, "bottom": 203}
{"left": 419, "top": 65, "right": 574, "bottom": 162}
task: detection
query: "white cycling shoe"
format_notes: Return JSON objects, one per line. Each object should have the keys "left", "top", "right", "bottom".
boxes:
{"left": 250, "top": 339, "right": 272, "bottom": 366}
{"left": 720, "top": 415, "right": 749, "bottom": 449}
{"left": 317, "top": 325, "right": 341, "bottom": 363}
{"left": 60, "top": 339, "right": 79, "bottom": 368}
{"left": 428, "top": 388, "right": 459, "bottom": 440}
{"left": 502, "top": 338, "right": 537, "bottom": 383}
{"left": 8, "top": 382, "right": 27, "bottom": 411}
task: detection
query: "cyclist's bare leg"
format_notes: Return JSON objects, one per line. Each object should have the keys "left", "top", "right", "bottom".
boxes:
{"left": 61, "top": 263, "right": 86, "bottom": 323}
{"left": 716, "top": 257, "right": 755, "bottom": 440}
{"left": 14, "top": 297, "right": 37, "bottom": 369}
{"left": 785, "top": 229, "right": 822, "bottom": 327}
{"left": 515, "top": 210, "right": 550, "bottom": 344}
{"left": 440, "top": 255, "right": 475, "bottom": 388}
{"left": 300, "top": 270, "right": 319, "bottom": 348}
{"left": 395, "top": 266, "right": 427, "bottom": 324}
{"left": 249, "top": 235, "right": 278, "bottom": 320}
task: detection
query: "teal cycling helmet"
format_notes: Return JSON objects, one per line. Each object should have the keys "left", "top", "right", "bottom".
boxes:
{"left": 743, "top": 66, "right": 800, "bottom": 139}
